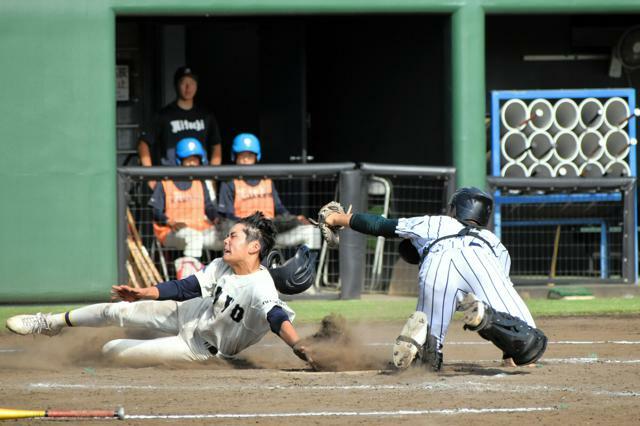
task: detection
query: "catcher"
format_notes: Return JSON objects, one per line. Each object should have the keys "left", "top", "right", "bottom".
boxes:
{"left": 312, "top": 189, "right": 547, "bottom": 371}
{"left": 6, "top": 212, "right": 317, "bottom": 368}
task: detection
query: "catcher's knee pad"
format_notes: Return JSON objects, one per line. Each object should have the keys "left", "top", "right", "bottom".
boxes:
{"left": 465, "top": 307, "right": 547, "bottom": 366}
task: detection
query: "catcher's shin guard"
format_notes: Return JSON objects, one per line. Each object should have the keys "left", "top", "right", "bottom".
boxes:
{"left": 464, "top": 306, "right": 547, "bottom": 366}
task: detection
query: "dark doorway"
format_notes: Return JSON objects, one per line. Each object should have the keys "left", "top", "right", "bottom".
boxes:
{"left": 116, "top": 15, "right": 448, "bottom": 167}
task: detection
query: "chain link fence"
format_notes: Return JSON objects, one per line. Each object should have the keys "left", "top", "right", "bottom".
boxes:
{"left": 488, "top": 177, "right": 637, "bottom": 284}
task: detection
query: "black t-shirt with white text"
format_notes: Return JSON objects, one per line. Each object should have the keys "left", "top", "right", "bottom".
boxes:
{"left": 141, "top": 101, "right": 222, "bottom": 165}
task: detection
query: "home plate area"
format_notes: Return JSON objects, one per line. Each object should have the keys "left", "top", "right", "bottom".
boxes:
{"left": 1, "top": 316, "right": 639, "bottom": 425}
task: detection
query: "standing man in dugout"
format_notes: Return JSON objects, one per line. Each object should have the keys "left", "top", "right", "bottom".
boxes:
{"left": 315, "top": 187, "right": 547, "bottom": 371}
{"left": 218, "top": 133, "right": 321, "bottom": 250}
{"left": 149, "top": 137, "right": 221, "bottom": 277}
{"left": 5, "top": 213, "right": 316, "bottom": 367}
{"left": 138, "top": 66, "right": 222, "bottom": 169}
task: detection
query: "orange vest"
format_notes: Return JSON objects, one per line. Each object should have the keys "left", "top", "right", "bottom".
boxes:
{"left": 233, "top": 178, "right": 275, "bottom": 219}
{"left": 153, "top": 180, "right": 212, "bottom": 244}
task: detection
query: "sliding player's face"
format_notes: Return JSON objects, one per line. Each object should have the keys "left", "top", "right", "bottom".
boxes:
{"left": 223, "top": 223, "right": 260, "bottom": 265}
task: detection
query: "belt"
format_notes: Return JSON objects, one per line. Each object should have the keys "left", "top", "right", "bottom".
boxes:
{"left": 204, "top": 341, "right": 218, "bottom": 355}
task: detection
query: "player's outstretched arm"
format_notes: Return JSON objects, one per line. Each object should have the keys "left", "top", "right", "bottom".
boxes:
{"left": 324, "top": 211, "right": 352, "bottom": 228}
{"left": 112, "top": 275, "right": 204, "bottom": 302}
{"left": 329, "top": 212, "right": 399, "bottom": 239}
{"left": 111, "top": 285, "right": 159, "bottom": 302}
{"left": 278, "top": 321, "right": 317, "bottom": 369}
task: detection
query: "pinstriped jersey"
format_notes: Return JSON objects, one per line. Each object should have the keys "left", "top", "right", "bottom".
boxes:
{"left": 395, "top": 215, "right": 511, "bottom": 276}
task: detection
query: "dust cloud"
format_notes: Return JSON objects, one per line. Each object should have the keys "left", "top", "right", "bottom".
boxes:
{"left": 1, "top": 315, "right": 396, "bottom": 372}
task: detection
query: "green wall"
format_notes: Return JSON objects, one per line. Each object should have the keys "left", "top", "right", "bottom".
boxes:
{"left": 1, "top": 0, "right": 640, "bottom": 301}
{"left": 0, "top": 1, "right": 116, "bottom": 302}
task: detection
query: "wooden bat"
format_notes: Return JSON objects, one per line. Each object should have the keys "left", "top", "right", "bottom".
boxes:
{"left": 0, "top": 407, "right": 124, "bottom": 420}
{"left": 127, "top": 237, "right": 153, "bottom": 287}
{"left": 126, "top": 208, "right": 163, "bottom": 283}
{"left": 125, "top": 259, "right": 141, "bottom": 289}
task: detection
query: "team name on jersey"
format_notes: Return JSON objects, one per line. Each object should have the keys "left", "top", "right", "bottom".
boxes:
{"left": 236, "top": 185, "right": 272, "bottom": 201}
{"left": 170, "top": 191, "right": 197, "bottom": 204}
{"left": 170, "top": 119, "right": 205, "bottom": 133}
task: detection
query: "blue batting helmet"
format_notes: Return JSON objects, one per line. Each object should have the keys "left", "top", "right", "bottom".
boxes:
{"left": 175, "top": 138, "right": 206, "bottom": 165}
{"left": 231, "top": 133, "right": 261, "bottom": 162}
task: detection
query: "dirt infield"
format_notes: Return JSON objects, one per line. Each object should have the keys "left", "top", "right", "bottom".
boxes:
{"left": 1, "top": 315, "right": 639, "bottom": 425}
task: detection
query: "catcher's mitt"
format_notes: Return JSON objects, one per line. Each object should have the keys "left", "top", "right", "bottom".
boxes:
{"left": 309, "top": 201, "right": 349, "bottom": 248}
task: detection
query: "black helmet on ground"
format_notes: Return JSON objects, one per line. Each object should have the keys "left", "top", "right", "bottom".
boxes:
{"left": 265, "top": 245, "right": 317, "bottom": 295}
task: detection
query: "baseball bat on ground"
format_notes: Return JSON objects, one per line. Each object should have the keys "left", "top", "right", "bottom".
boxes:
{"left": 0, "top": 407, "right": 125, "bottom": 420}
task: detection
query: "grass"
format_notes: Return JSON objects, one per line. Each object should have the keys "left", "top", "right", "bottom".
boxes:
{"left": 1, "top": 297, "right": 639, "bottom": 332}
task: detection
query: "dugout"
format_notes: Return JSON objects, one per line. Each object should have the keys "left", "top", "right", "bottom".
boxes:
{"left": 116, "top": 15, "right": 449, "bottom": 168}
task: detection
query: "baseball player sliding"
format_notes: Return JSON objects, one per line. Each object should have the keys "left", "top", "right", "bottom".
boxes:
{"left": 6, "top": 212, "right": 316, "bottom": 367}
{"left": 313, "top": 187, "right": 547, "bottom": 371}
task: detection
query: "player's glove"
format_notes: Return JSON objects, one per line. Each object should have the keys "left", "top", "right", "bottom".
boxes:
{"left": 309, "top": 201, "right": 349, "bottom": 248}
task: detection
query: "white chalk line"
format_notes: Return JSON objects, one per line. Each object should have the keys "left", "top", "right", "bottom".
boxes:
{"left": 27, "top": 380, "right": 640, "bottom": 398}
{"left": 124, "top": 407, "right": 557, "bottom": 419}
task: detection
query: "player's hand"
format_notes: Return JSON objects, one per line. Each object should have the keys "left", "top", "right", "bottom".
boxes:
{"left": 296, "top": 215, "right": 310, "bottom": 225}
{"left": 111, "top": 285, "right": 158, "bottom": 302}
{"left": 168, "top": 220, "right": 188, "bottom": 231}
{"left": 292, "top": 342, "right": 319, "bottom": 370}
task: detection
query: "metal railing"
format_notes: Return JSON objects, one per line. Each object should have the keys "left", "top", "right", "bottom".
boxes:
{"left": 116, "top": 163, "right": 456, "bottom": 298}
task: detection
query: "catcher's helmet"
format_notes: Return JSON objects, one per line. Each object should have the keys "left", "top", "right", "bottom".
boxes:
{"left": 449, "top": 187, "right": 493, "bottom": 227}
{"left": 231, "top": 133, "right": 261, "bottom": 162}
{"left": 265, "top": 245, "right": 317, "bottom": 295}
{"left": 175, "top": 137, "right": 207, "bottom": 165}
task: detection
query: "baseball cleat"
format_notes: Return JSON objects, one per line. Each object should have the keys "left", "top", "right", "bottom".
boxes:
{"left": 460, "top": 293, "right": 485, "bottom": 328}
{"left": 421, "top": 334, "right": 443, "bottom": 372}
{"left": 393, "top": 311, "right": 428, "bottom": 369}
{"left": 6, "top": 313, "right": 62, "bottom": 336}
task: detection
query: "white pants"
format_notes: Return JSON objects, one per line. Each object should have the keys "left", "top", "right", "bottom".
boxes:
{"left": 275, "top": 225, "right": 321, "bottom": 250}
{"left": 163, "top": 227, "right": 223, "bottom": 258}
{"left": 67, "top": 300, "right": 212, "bottom": 364}
{"left": 417, "top": 246, "right": 535, "bottom": 350}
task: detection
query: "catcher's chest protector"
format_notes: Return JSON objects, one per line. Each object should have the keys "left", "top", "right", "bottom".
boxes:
{"left": 465, "top": 307, "right": 547, "bottom": 366}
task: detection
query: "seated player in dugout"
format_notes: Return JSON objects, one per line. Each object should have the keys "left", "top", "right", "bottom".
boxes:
{"left": 217, "top": 133, "right": 321, "bottom": 250}
{"left": 319, "top": 187, "right": 547, "bottom": 371}
{"left": 6, "top": 212, "right": 317, "bottom": 368}
{"left": 149, "top": 137, "right": 221, "bottom": 278}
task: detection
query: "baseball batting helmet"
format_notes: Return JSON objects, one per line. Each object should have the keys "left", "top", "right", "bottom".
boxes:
{"left": 266, "top": 245, "right": 317, "bottom": 295}
{"left": 231, "top": 133, "right": 261, "bottom": 162}
{"left": 175, "top": 138, "right": 207, "bottom": 165}
{"left": 449, "top": 187, "right": 493, "bottom": 227}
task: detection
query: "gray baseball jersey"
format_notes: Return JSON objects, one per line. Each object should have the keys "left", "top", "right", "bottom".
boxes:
{"left": 396, "top": 215, "right": 534, "bottom": 350}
